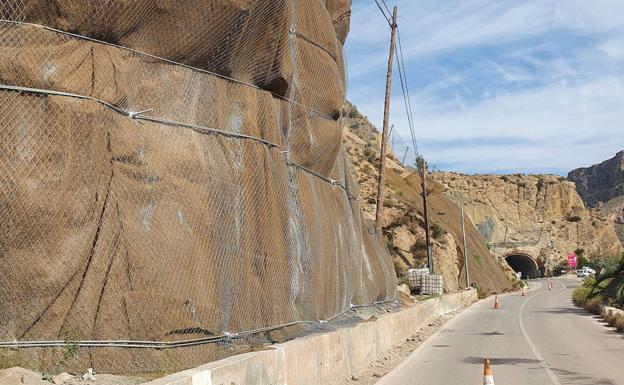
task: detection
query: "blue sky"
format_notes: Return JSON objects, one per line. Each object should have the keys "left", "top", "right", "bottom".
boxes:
{"left": 345, "top": 0, "right": 624, "bottom": 175}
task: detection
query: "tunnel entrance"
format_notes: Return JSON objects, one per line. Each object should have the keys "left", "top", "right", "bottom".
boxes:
{"left": 505, "top": 253, "right": 540, "bottom": 279}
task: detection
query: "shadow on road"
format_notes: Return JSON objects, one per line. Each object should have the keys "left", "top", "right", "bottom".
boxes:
{"left": 530, "top": 306, "right": 589, "bottom": 315}
{"left": 462, "top": 356, "right": 540, "bottom": 365}
{"left": 551, "top": 366, "right": 617, "bottom": 385}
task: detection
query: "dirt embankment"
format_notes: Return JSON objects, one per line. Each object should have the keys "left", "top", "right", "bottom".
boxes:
{"left": 341, "top": 102, "right": 514, "bottom": 294}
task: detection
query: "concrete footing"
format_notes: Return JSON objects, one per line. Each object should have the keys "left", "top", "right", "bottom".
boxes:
{"left": 144, "top": 289, "right": 477, "bottom": 385}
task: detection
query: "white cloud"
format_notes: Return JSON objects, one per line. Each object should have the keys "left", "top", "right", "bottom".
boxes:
{"left": 345, "top": 0, "right": 624, "bottom": 174}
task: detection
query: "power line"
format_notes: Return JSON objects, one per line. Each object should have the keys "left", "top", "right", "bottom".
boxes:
{"left": 380, "top": 0, "right": 393, "bottom": 16}
{"left": 370, "top": 1, "right": 421, "bottom": 165}
{"left": 395, "top": 25, "right": 420, "bottom": 158}
{"left": 373, "top": 0, "right": 391, "bottom": 24}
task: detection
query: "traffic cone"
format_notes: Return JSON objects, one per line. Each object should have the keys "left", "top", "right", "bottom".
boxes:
{"left": 483, "top": 358, "right": 495, "bottom": 385}
{"left": 493, "top": 295, "right": 501, "bottom": 309}
{"left": 548, "top": 281, "right": 552, "bottom": 291}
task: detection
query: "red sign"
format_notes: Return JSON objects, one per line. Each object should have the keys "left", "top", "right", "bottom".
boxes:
{"left": 567, "top": 253, "right": 577, "bottom": 267}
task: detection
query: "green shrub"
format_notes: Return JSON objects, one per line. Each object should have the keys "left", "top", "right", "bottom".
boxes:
{"left": 567, "top": 214, "right": 582, "bottom": 222}
{"left": 615, "top": 316, "right": 624, "bottom": 332}
{"left": 584, "top": 298, "right": 602, "bottom": 315}
{"left": 431, "top": 223, "right": 446, "bottom": 241}
{"left": 572, "top": 286, "right": 591, "bottom": 307}
{"left": 0, "top": 348, "right": 25, "bottom": 370}
{"left": 398, "top": 276, "right": 410, "bottom": 286}
{"left": 383, "top": 199, "right": 397, "bottom": 208}
{"left": 410, "top": 239, "right": 428, "bottom": 261}
{"left": 476, "top": 285, "right": 488, "bottom": 299}
{"left": 590, "top": 254, "right": 624, "bottom": 306}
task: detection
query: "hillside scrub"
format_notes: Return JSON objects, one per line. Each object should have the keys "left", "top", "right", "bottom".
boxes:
{"left": 341, "top": 101, "right": 515, "bottom": 294}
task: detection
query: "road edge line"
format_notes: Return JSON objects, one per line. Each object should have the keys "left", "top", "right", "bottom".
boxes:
{"left": 518, "top": 287, "right": 562, "bottom": 385}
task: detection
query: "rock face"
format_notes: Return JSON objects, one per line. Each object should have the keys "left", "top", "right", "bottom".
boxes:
{"left": 568, "top": 151, "right": 624, "bottom": 243}
{"left": 0, "top": 0, "right": 397, "bottom": 374}
{"left": 599, "top": 196, "right": 624, "bottom": 243}
{"left": 432, "top": 173, "right": 623, "bottom": 270}
{"left": 568, "top": 151, "right": 624, "bottom": 207}
{"left": 342, "top": 102, "right": 515, "bottom": 294}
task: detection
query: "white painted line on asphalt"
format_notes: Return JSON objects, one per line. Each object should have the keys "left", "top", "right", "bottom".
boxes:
{"left": 518, "top": 287, "right": 562, "bottom": 385}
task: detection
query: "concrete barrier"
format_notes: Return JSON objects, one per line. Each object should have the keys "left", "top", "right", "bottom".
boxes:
{"left": 144, "top": 289, "right": 477, "bottom": 385}
{"left": 603, "top": 306, "right": 624, "bottom": 319}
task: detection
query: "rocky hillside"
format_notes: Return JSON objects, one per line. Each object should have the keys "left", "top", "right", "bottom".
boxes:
{"left": 568, "top": 151, "right": 624, "bottom": 206}
{"left": 432, "top": 172, "right": 622, "bottom": 270}
{"left": 568, "top": 151, "right": 624, "bottom": 243}
{"left": 342, "top": 102, "right": 514, "bottom": 294}
{"left": 600, "top": 196, "right": 624, "bottom": 243}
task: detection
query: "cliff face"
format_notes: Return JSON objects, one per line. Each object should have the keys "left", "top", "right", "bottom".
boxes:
{"left": 342, "top": 102, "right": 514, "bottom": 294}
{"left": 568, "top": 151, "right": 624, "bottom": 243}
{"left": 432, "top": 173, "right": 623, "bottom": 269}
{"left": 568, "top": 151, "right": 624, "bottom": 207}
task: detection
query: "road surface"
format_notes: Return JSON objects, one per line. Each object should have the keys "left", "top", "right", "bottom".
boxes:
{"left": 377, "top": 277, "right": 624, "bottom": 385}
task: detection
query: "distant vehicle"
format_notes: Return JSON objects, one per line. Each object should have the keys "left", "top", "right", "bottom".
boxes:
{"left": 577, "top": 266, "right": 596, "bottom": 277}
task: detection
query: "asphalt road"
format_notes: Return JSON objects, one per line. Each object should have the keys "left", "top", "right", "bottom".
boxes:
{"left": 377, "top": 277, "right": 624, "bottom": 385}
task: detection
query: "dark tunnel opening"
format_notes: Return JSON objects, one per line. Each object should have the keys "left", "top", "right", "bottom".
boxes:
{"left": 505, "top": 254, "right": 540, "bottom": 279}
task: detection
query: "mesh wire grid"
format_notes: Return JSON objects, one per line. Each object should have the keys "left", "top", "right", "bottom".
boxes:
{"left": 0, "top": 0, "right": 397, "bottom": 375}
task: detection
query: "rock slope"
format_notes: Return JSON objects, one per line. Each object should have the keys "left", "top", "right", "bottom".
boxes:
{"left": 0, "top": 0, "right": 397, "bottom": 374}
{"left": 432, "top": 172, "right": 622, "bottom": 270}
{"left": 568, "top": 150, "right": 624, "bottom": 243}
{"left": 568, "top": 150, "right": 624, "bottom": 207}
{"left": 342, "top": 102, "right": 514, "bottom": 294}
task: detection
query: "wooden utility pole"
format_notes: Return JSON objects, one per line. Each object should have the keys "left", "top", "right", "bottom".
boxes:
{"left": 375, "top": 6, "right": 398, "bottom": 232}
{"left": 419, "top": 157, "right": 433, "bottom": 273}
{"left": 461, "top": 205, "right": 469, "bottom": 287}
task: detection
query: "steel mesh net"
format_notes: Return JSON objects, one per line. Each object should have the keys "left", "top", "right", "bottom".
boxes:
{"left": 0, "top": 0, "right": 397, "bottom": 375}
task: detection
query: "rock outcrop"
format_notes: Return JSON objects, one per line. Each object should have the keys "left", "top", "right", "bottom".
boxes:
{"left": 432, "top": 173, "right": 623, "bottom": 270}
{"left": 568, "top": 150, "right": 624, "bottom": 207}
{"left": 599, "top": 196, "right": 624, "bottom": 244}
{"left": 568, "top": 150, "right": 624, "bottom": 243}
{"left": 342, "top": 102, "right": 515, "bottom": 294}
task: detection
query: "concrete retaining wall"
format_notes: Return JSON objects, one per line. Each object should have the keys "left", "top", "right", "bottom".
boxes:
{"left": 144, "top": 289, "right": 477, "bottom": 385}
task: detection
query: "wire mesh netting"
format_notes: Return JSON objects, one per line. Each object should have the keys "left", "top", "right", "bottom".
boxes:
{"left": 0, "top": 0, "right": 397, "bottom": 375}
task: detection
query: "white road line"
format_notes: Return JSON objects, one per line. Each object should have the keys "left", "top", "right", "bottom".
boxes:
{"left": 518, "top": 283, "right": 562, "bottom": 385}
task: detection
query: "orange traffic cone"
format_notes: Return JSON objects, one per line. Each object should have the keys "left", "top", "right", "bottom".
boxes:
{"left": 493, "top": 295, "right": 501, "bottom": 309}
{"left": 483, "top": 358, "right": 495, "bottom": 384}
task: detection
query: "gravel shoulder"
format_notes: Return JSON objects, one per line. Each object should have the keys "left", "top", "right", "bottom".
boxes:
{"left": 335, "top": 310, "right": 460, "bottom": 385}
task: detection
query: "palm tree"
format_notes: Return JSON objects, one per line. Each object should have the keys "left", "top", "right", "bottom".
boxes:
{"left": 591, "top": 254, "right": 624, "bottom": 308}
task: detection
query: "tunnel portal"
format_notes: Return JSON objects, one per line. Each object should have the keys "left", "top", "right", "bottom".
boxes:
{"left": 505, "top": 253, "right": 540, "bottom": 279}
